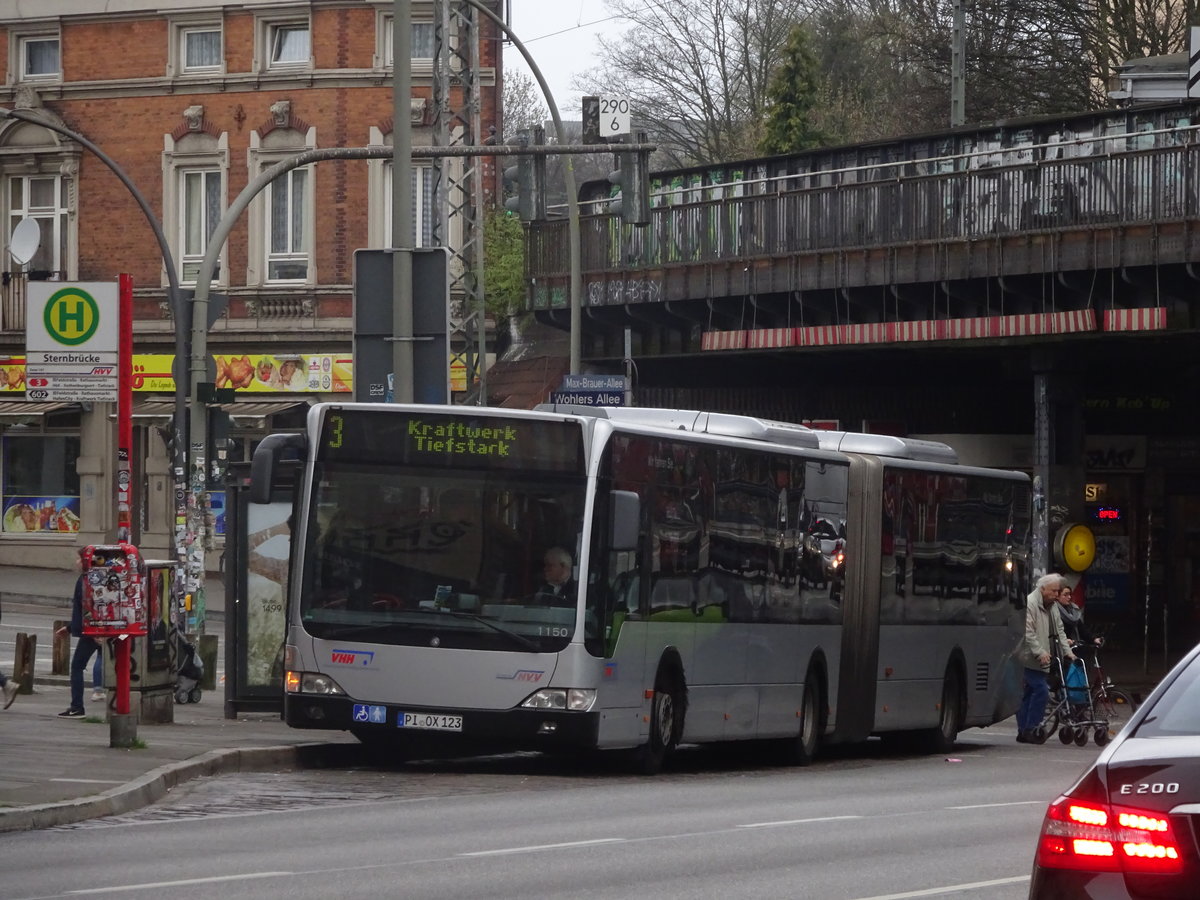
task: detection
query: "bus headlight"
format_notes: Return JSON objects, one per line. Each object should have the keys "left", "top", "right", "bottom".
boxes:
{"left": 520, "top": 688, "right": 597, "bottom": 712}
{"left": 285, "top": 671, "right": 346, "bottom": 695}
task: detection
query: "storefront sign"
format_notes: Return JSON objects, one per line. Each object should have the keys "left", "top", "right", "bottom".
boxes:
{"left": 4, "top": 353, "right": 354, "bottom": 394}
{"left": 1085, "top": 435, "right": 1146, "bottom": 471}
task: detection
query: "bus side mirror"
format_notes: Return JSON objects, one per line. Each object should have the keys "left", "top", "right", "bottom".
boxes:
{"left": 610, "top": 490, "right": 640, "bottom": 551}
{"left": 250, "top": 433, "right": 307, "bottom": 504}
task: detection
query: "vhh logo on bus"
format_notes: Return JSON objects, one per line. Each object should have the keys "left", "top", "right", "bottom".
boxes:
{"left": 329, "top": 648, "right": 375, "bottom": 667}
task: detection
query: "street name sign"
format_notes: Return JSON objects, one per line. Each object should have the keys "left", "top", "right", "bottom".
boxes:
{"left": 561, "top": 374, "right": 627, "bottom": 391}
{"left": 25, "top": 282, "right": 119, "bottom": 401}
{"left": 550, "top": 390, "right": 625, "bottom": 407}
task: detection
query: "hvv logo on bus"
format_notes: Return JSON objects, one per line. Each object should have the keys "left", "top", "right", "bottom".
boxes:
{"left": 329, "top": 648, "right": 375, "bottom": 667}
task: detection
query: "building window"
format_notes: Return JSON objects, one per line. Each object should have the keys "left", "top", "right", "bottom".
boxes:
{"left": 19, "top": 35, "right": 60, "bottom": 82}
{"left": 380, "top": 15, "right": 437, "bottom": 66}
{"left": 266, "top": 168, "right": 310, "bottom": 281}
{"left": 384, "top": 164, "right": 437, "bottom": 248}
{"left": 269, "top": 23, "right": 310, "bottom": 68}
{"left": 181, "top": 27, "right": 222, "bottom": 72}
{"left": 1, "top": 435, "right": 81, "bottom": 535}
{"left": 179, "top": 169, "right": 222, "bottom": 283}
{"left": 8, "top": 175, "right": 68, "bottom": 278}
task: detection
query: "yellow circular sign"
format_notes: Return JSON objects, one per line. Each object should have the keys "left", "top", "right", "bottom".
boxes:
{"left": 1054, "top": 522, "right": 1096, "bottom": 573}
{"left": 43, "top": 287, "right": 100, "bottom": 345}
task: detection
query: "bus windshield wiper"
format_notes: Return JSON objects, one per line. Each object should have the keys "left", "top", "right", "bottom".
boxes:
{"left": 411, "top": 607, "right": 540, "bottom": 651}
{"left": 306, "top": 620, "right": 403, "bottom": 639}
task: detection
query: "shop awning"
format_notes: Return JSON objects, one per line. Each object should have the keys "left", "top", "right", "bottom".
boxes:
{"left": 127, "top": 397, "right": 312, "bottom": 423}
{"left": 0, "top": 400, "right": 80, "bottom": 421}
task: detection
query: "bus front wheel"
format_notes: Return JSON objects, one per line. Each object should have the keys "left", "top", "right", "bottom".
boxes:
{"left": 782, "top": 672, "right": 822, "bottom": 766}
{"left": 638, "top": 667, "right": 684, "bottom": 775}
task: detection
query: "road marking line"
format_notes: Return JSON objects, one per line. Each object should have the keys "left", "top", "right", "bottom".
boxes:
{"left": 850, "top": 875, "right": 1030, "bottom": 899}
{"left": 739, "top": 815, "right": 862, "bottom": 828}
{"left": 946, "top": 800, "right": 1045, "bottom": 810}
{"left": 68, "top": 872, "right": 291, "bottom": 894}
{"left": 459, "top": 838, "right": 625, "bottom": 857}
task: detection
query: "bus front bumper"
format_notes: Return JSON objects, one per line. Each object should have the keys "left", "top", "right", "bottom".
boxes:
{"left": 284, "top": 693, "right": 601, "bottom": 750}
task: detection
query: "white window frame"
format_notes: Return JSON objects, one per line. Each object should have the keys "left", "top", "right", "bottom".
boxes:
{"left": 181, "top": 25, "right": 223, "bottom": 74}
{"left": 247, "top": 127, "right": 317, "bottom": 287}
{"left": 178, "top": 168, "right": 224, "bottom": 285}
{"left": 162, "top": 131, "right": 230, "bottom": 289}
{"left": 376, "top": 8, "right": 438, "bottom": 76}
{"left": 368, "top": 127, "right": 453, "bottom": 254}
{"left": 15, "top": 32, "right": 61, "bottom": 83}
{"left": 265, "top": 167, "right": 311, "bottom": 282}
{"left": 7, "top": 173, "right": 71, "bottom": 279}
{"left": 258, "top": 16, "right": 312, "bottom": 72}
{"left": 382, "top": 162, "right": 437, "bottom": 249}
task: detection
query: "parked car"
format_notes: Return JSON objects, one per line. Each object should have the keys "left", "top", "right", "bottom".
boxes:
{"left": 1028, "top": 640, "right": 1200, "bottom": 898}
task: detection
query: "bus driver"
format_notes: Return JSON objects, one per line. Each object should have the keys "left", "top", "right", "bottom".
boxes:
{"left": 532, "top": 547, "right": 577, "bottom": 607}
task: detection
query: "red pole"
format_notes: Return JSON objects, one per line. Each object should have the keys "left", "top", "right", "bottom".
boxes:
{"left": 117, "top": 274, "right": 133, "bottom": 717}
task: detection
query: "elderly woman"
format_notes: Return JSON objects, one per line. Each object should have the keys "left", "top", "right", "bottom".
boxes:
{"left": 1014, "top": 573, "right": 1076, "bottom": 743}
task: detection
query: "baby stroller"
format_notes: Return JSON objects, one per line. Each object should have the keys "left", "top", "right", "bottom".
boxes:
{"left": 1035, "top": 645, "right": 1109, "bottom": 747}
{"left": 172, "top": 630, "right": 205, "bottom": 704}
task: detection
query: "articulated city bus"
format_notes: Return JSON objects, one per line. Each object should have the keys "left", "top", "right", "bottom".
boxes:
{"left": 250, "top": 403, "right": 1031, "bottom": 771}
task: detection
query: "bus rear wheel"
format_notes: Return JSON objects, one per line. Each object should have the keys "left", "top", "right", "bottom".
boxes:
{"left": 638, "top": 668, "right": 684, "bottom": 775}
{"left": 899, "top": 668, "right": 963, "bottom": 754}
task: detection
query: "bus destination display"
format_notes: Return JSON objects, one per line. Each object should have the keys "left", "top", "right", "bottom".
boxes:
{"left": 319, "top": 408, "right": 584, "bottom": 472}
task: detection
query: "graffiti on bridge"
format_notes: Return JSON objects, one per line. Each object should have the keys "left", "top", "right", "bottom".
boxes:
{"left": 587, "top": 278, "right": 662, "bottom": 306}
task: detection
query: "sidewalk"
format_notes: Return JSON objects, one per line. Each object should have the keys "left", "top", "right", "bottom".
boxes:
{"left": 0, "top": 677, "right": 355, "bottom": 833}
{"left": 1, "top": 565, "right": 351, "bottom": 834}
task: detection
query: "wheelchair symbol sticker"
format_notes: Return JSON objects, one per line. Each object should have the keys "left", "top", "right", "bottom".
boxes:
{"left": 353, "top": 704, "right": 388, "bottom": 724}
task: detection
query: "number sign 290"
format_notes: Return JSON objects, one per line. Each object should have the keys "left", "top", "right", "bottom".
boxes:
{"left": 600, "top": 97, "right": 630, "bottom": 116}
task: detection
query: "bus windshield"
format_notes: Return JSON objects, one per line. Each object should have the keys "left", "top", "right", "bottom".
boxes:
{"left": 301, "top": 466, "right": 587, "bottom": 651}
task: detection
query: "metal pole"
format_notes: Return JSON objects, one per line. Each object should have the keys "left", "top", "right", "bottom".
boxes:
{"left": 0, "top": 106, "right": 189, "bottom": 624}
{"left": 457, "top": 0, "right": 583, "bottom": 374}
{"left": 393, "top": 0, "right": 415, "bottom": 403}
{"left": 951, "top": 0, "right": 966, "bottom": 128}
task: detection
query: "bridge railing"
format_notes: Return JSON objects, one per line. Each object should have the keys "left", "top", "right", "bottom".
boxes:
{"left": 527, "top": 142, "right": 1197, "bottom": 283}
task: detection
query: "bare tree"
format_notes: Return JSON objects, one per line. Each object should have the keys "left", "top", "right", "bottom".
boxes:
{"left": 576, "top": 0, "right": 807, "bottom": 167}
{"left": 502, "top": 69, "right": 549, "bottom": 143}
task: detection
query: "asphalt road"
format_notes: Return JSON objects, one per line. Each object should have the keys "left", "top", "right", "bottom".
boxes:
{"left": 0, "top": 724, "right": 1096, "bottom": 900}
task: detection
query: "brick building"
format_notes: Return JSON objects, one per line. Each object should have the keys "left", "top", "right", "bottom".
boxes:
{"left": 0, "top": 0, "right": 502, "bottom": 569}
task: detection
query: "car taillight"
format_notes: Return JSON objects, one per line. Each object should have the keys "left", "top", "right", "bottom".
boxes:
{"left": 1036, "top": 795, "right": 1183, "bottom": 875}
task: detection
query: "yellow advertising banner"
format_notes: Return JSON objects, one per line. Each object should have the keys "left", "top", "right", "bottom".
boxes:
{"left": 0, "top": 354, "right": 353, "bottom": 393}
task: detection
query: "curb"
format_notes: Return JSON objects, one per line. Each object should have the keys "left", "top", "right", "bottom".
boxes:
{"left": 0, "top": 741, "right": 347, "bottom": 834}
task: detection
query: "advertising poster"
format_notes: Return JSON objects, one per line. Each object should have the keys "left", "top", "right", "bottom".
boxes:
{"left": 0, "top": 356, "right": 25, "bottom": 392}
{"left": 244, "top": 500, "right": 291, "bottom": 688}
{"left": 2, "top": 495, "right": 81, "bottom": 533}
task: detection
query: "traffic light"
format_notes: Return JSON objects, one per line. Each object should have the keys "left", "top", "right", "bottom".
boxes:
{"left": 503, "top": 127, "right": 546, "bottom": 221}
{"left": 606, "top": 134, "right": 651, "bottom": 226}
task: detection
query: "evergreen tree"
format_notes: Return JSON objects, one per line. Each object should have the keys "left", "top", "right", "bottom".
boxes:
{"left": 761, "top": 24, "right": 827, "bottom": 155}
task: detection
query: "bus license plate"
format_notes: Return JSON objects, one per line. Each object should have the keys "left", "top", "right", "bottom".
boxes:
{"left": 399, "top": 712, "right": 463, "bottom": 731}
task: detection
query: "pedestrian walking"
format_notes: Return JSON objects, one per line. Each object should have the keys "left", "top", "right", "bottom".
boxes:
{"left": 1056, "top": 584, "right": 1102, "bottom": 663}
{"left": 54, "top": 549, "right": 103, "bottom": 718}
{"left": 1014, "top": 573, "right": 1076, "bottom": 743}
